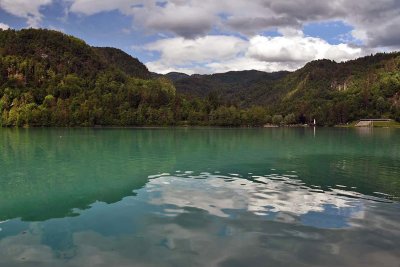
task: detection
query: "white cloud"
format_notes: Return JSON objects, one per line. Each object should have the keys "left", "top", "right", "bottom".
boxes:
{"left": 69, "top": 0, "right": 136, "bottom": 15}
{"left": 0, "top": 0, "right": 52, "bottom": 28}
{"left": 147, "top": 174, "right": 363, "bottom": 218}
{"left": 66, "top": 0, "right": 400, "bottom": 48}
{"left": 70, "top": 0, "right": 218, "bottom": 38}
{"left": 0, "top": 22, "right": 10, "bottom": 30}
{"left": 1, "top": 0, "right": 396, "bottom": 73}
{"left": 138, "top": 4, "right": 216, "bottom": 38}
{"left": 247, "top": 34, "right": 362, "bottom": 63}
{"left": 206, "top": 58, "right": 301, "bottom": 74}
{"left": 0, "top": 1, "right": 390, "bottom": 48}
{"left": 145, "top": 32, "right": 364, "bottom": 74}
{"left": 145, "top": 35, "right": 247, "bottom": 64}
{"left": 145, "top": 61, "right": 208, "bottom": 75}
{"left": 144, "top": 35, "right": 248, "bottom": 74}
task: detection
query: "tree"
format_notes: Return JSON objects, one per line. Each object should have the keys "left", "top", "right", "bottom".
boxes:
{"left": 284, "top": 113, "right": 296, "bottom": 125}
{"left": 247, "top": 106, "right": 267, "bottom": 126}
{"left": 272, "top": 115, "right": 283, "bottom": 125}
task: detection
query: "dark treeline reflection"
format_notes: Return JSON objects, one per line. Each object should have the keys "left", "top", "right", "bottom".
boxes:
{"left": 0, "top": 128, "right": 399, "bottom": 221}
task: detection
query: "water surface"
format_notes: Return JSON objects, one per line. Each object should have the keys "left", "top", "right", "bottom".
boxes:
{"left": 0, "top": 128, "right": 399, "bottom": 266}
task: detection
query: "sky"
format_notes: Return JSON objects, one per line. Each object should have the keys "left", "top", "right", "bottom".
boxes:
{"left": 0, "top": 0, "right": 399, "bottom": 74}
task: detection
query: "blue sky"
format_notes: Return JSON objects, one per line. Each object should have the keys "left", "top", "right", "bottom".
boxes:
{"left": 0, "top": 0, "right": 399, "bottom": 74}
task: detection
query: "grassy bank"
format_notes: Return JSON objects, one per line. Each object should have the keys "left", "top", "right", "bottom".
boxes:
{"left": 337, "top": 121, "right": 400, "bottom": 128}
{"left": 370, "top": 121, "right": 400, "bottom": 128}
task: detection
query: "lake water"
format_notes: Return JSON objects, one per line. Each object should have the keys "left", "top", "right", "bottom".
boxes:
{"left": 0, "top": 128, "right": 399, "bottom": 267}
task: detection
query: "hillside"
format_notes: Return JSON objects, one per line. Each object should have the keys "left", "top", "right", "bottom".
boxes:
{"left": 0, "top": 29, "right": 273, "bottom": 127}
{"left": 273, "top": 54, "right": 400, "bottom": 125}
{"left": 0, "top": 29, "right": 399, "bottom": 127}
{"left": 0, "top": 29, "right": 179, "bottom": 127}
{"left": 172, "top": 70, "right": 289, "bottom": 99}
{"left": 165, "top": 72, "right": 191, "bottom": 82}
{"left": 169, "top": 53, "right": 400, "bottom": 125}
{"left": 93, "top": 47, "right": 150, "bottom": 79}
{"left": 0, "top": 29, "right": 150, "bottom": 79}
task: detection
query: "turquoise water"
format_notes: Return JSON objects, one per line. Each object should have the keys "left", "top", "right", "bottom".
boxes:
{"left": 0, "top": 128, "right": 399, "bottom": 266}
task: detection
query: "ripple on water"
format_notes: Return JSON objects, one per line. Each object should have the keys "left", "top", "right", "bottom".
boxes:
{"left": 142, "top": 171, "right": 394, "bottom": 229}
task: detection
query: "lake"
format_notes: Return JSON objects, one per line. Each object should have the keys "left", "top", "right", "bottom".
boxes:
{"left": 0, "top": 128, "right": 399, "bottom": 267}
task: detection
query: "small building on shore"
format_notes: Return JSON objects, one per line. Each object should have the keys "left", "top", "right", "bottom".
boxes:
{"left": 355, "top": 119, "right": 392, "bottom": 127}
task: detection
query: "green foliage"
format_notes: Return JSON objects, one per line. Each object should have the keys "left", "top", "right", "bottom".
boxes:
{"left": 1, "top": 29, "right": 400, "bottom": 127}
{"left": 170, "top": 52, "right": 400, "bottom": 126}
{"left": 93, "top": 47, "right": 150, "bottom": 79}
{"left": 284, "top": 113, "right": 296, "bottom": 125}
{"left": 272, "top": 115, "right": 283, "bottom": 125}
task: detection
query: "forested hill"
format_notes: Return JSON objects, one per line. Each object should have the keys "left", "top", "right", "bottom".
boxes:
{"left": 169, "top": 53, "right": 400, "bottom": 124}
{"left": 272, "top": 54, "right": 400, "bottom": 124}
{"left": 0, "top": 29, "right": 150, "bottom": 79}
{"left": 0, "top": 28, "right": 275, "bottom": 127}
{"left": 0, "top": 28, "right": 399, "bottom": 127}
{"left": 0, "top": 28, "right": 178, "bottom": 127}
{"left": 93, "top": 47, "right": 150, "bottom": 79}
{"left": 171, "top": 70, "right": 289, "bottom": 98}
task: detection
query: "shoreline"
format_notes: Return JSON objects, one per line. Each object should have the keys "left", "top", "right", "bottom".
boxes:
{"left": 1, "top": 124, "right": 399, "bottom": 129}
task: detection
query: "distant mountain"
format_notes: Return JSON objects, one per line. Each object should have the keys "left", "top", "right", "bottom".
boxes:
{"left": 173, "top": 70, "right": 289, "bottom": 99}
{"left": 165, "top": 72, "right": 190, "bottom": 82}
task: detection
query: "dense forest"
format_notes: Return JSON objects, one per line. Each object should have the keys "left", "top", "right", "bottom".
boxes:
{"left": 0, "top": 29, "right": 399, "bottom": 127}
{"left": 171, "top": 54, "right": 400, "bottom": 125}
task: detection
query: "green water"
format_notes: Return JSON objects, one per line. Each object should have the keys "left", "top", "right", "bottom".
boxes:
{"left": 0, "top": 128, "right": 399, "bottom": 266}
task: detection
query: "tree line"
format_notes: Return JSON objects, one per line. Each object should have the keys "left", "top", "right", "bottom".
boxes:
{"left": 1, "top": 28, "right": 399, "bottom": 127}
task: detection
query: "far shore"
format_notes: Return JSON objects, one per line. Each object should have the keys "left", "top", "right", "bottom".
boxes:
{"left": 335, "top": 121, "right": 400, "bottom": 128}
{"left": 2, "top": 123, "right": 399, "bottom": 129}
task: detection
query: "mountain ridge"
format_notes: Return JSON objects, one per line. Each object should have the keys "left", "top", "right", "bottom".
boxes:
{"left": 163, "top": 52, "right": 400, "bottom": 124}
{"left": 0, "top": 28, "right": 399, "bottom": 127}
{"left": 0, "top": 28, "right": 151, "bottom": 80}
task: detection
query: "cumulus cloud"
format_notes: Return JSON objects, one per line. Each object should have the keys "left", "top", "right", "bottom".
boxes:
{"left": 145, "top": 35, "right": 247, "bottom": 64}
{"left": 138, "top": 2, "right": 217, "bottom": 38}
{"left": 206, "top": 58, "right": 300, "bottom": 74}
{"left": 145, "top": 62, "right": 207, "bottom": 75}
{"left": 144, "top": 35, "right": 248, "bottom": 74}
{"left": 247, "top": 34, "right": 362, "bottom": 63}
{"left": 66, "top": 0, "right": 400, "bottom": 48}
{"left": 144, "top": 32, "right": 364, "bottom": 74}
{"left": 2, "top": 0, "right": 398, "bottom": 73}
{"left": 69, "top": 0, "right": 136, "bottom": 15}
{"left": 0, "top": 22, "right": 10, "bottom": 30}
{"left": 341, "top": 0, "right": 400, "bottom": 47}
{"left": 71, "top": 0, "right": 218, "bottom": 38}
{"left": 0, "top": 0, "right": 52, "bottom": 27}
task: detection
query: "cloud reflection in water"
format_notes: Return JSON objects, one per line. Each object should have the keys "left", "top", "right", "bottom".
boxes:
{"left": 145, "top": 172, "right": 365, "bottom": 228}
{"left": 0, "top": 172, "right": 399, "bottom": 267}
